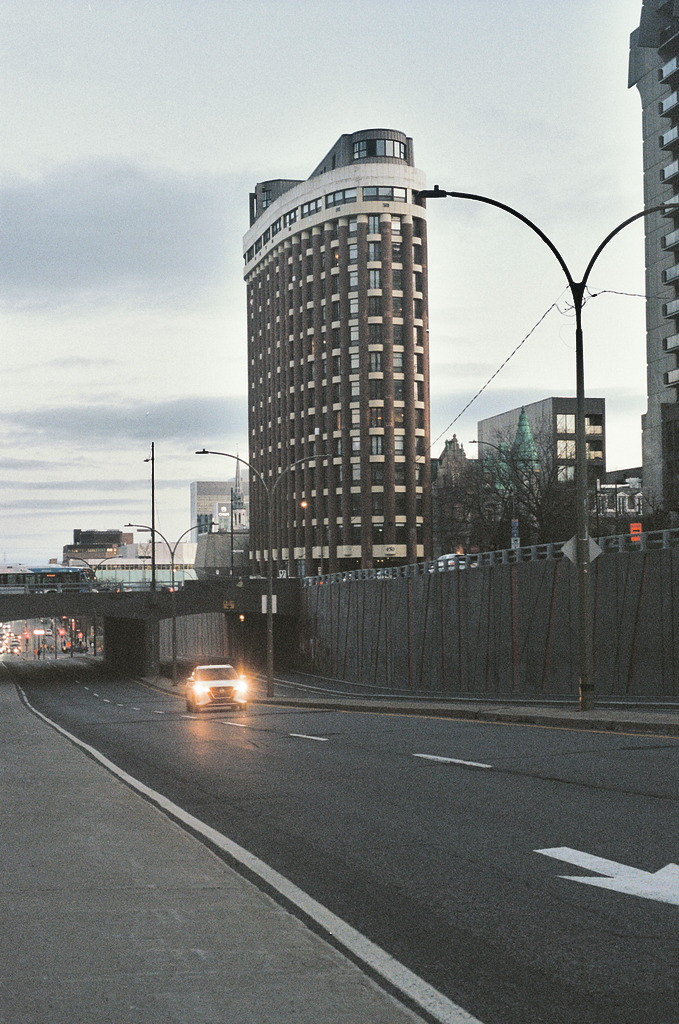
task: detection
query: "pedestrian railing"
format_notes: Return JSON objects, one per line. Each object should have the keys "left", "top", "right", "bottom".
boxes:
{"left": 302, "top": 527, "right": 679, "bottom": 586}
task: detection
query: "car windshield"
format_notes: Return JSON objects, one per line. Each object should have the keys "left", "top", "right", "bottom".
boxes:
{"left": 194, "top": 666, "right": 238, "bottom": 682}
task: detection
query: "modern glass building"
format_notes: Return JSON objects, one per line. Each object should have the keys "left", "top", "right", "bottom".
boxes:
{"left": 629, "top": 1, "right": 679, "bottom": 515}
{"left": 243, "top": 129, "right": 432, "bottom": 575}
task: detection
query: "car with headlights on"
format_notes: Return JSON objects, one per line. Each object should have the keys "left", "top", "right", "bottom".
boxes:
{"left": 185, "top": 664, "right": 248, "bottom": 713}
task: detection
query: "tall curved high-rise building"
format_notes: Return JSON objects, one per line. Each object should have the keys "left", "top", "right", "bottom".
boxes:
{"left": 243, "top": 129, "right": 432, "bottom": 575}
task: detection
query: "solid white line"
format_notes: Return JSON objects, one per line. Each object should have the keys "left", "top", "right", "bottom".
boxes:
{"left": 16, "top": 687, "right": 484, "bottom": 1024}
{"left": 413, "top": 754, "right": 493, "bottom": 769}
{"left": 289, "top": 733, "right": 329, "bottom": 742}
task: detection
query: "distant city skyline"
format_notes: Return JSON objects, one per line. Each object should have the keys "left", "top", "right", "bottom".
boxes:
{"left": 1, "top": 1, "right": 648, "bottom": 562}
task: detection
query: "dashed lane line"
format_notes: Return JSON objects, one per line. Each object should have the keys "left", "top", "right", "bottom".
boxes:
{"left": 413, "top": 753, "right": 493, "bottom": 769}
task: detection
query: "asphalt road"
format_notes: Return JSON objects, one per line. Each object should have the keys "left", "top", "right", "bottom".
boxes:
{"left": 11, "top": 659, "right": 679, "bottom": 1024}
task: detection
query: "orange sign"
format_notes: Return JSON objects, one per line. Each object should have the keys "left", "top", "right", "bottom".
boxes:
{"left": 630, "top": 522, "right": 642, "bottom": 542}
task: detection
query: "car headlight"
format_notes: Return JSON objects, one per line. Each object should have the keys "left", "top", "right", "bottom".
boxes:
{"left": 191, "top": 682, "right": 211, "bottom": 696}
{"left": 234, "top": 678, "right": 248, "bottom": 695}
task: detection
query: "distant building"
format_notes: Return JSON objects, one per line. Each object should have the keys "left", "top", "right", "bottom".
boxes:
{"left": 62, "top": 529, "right": 132, "bottom": 565}
{"left": 190, "top": 478, "right": 249, "bottom": 536}
{"left": 431, "top": 435, "right": 471, "bottom": 555}
{"left": 478, "top": 397, "right": 606, "bottom": 484}
{"left": 243, "top": 128, "right": 432, "bottom": 575}
{"left": 629, "top": 3, "right": 679, "bottom": 514}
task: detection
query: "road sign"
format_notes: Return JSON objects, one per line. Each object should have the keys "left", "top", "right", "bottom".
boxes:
{"left": 536, "top": 847, "right": 679, "bottom": 906}
{"left": 560, "top": 536, "right": 602, "bottom": 564}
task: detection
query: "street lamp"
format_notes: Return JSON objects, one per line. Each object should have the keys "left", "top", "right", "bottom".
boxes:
{"left": 125, "top": 522, "right": 204, "bottom": 686}
{"left": 66, "top": 553, "right": 121, "bottom": 656}
{"left": 419, "top": 186, "right": 669, "bottom": 711}
{"left": 196, "top": 449, "right": 319, "bottom": 698}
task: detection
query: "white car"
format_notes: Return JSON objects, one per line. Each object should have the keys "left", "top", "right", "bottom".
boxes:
{"left": 185, "top": 664, "right": 248, "bottom": 713}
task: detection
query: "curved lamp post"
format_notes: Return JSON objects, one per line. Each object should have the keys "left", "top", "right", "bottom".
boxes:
{"left": 67, "top": 553, "right": 120, "bottom": 656}
{"left": 419, "top": 186, "right": 668, "bottom": 710}
{"left": 125, "top": 522, "right": 203, "bottom": 686}
{"left": 196, "top": 449, "right": 319, "bottom": 698}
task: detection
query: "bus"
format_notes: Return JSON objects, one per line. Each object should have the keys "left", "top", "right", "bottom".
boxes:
{"left": 0, "top": 565, "right": 96, "bottom": 593}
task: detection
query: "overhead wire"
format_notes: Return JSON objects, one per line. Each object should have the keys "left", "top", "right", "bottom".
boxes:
{"left": 428, "top": 284, "right": 648, "bottom": 455}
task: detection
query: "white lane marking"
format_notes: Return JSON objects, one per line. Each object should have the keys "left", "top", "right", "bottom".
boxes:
{"left": 132, "top": 707, "right": 141, "bottom": 711}
{"left": 93, "top": 693, "right": 99, "bottom": 697}
{"left": 18, "top": 686, "right": 483, "bottom": 1024}
{"left": 289, "top": 733, "right": 329, "bottom": 742}
{"left": 413, "top": 754, "right": 492, "bottom": 769}
{"left": 221, "top": 721, "right": 247, "bottom": 728}
{"left": 116, "top": 703, "right": 125, "bottom": 707}
{"left": 152, "top": 710, "right": 165, "bottom": 715}
{"left": 102, "top": 699, "right": 111, "bottom": 703}
{"left": 536, "top": 847, "right": 679, "bottom": 906}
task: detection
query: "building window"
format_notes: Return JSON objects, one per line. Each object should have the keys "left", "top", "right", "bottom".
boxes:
{"left": 362, "top": 186, "right": 408, "bottom": 202}
{"left": 394, "top": 433, "right": 405, "bottom": 453}
{"left": 369, "top": 350, "right": 383, "bottom": 372}
{"left": 369, "top": 269, "right": 381, "bottom": 289}
{"left": 392, "top": 241, "right": 403, "bottom": 262}
{"left": 392, "top": 269, "right": 403, "bottom": 291}
{"left": 371, "top": 463, "right": 385, "bottom": 485}
{"left": 368, "top": 295, "right": 382, "bottom": 316}
{"left": 349, "top": 270, "right": 359, "bottom": 289}
{"left": 348, "top": 243, "right": 358, "bottom": 263}
{"left": 557, "top": 439, "right": 576, "bottom": 459}
{"left": 557, "top": 413, "right": 576, "bottom": 434}
{"left": 368, "top": 214, "right": 380, "bottom": 235}
{"left": 261, "top": 188, "right": 273, "bottom": 209}
{"left": 370, "top": 406, "right": 384, "bottom": 427}
{"left": 369, "top": 323, "right": 382, "bottom": 344}
{"left": 348, "top": 217, "right": 358, "bottom": 235}
{"left": 371, "top": 435, "right": 384, "bottom": 455}
{"left": 326, "top": 188, "right": 357, "bottom": 208}
{"left": 301, "top": 198, "right": 323, "bottom": 218}
{"left": 393, "top": 349, "right": 404, "bottom": 371}
{"left": 368, "top": 241, "right": 381, "bottom": 261}
{"left": 353, "top": 138, "right": 406, "bottom": 160}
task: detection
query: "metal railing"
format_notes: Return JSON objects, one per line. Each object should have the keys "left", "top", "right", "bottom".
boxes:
{"left": 302, "top": 527, "right": 679, "bottom": 586}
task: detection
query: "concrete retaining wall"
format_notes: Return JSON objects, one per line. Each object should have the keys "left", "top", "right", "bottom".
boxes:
{"left": 298, "top": 549, "right": 679, "bottom": 697}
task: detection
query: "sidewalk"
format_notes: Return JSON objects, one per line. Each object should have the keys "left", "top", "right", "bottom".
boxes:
{"left": 0, "top": 680, "right": 428, "bottom": 1024}
{"left": 154, "top": 671, "right": 679, "bottom": 738}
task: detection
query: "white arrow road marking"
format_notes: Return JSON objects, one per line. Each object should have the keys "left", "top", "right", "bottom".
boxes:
{"left": 289, "top": 733, "right": 329, "bottom": 741}
{"left": 413, "top": 754, "right": 492, "bottom": 769}
{"left": 536, "top": 847, "right": 679, "bottom": 906}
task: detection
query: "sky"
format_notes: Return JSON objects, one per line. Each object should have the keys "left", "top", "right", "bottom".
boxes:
{"left": 1, "top": 0, "right": 648, "bottom": 563}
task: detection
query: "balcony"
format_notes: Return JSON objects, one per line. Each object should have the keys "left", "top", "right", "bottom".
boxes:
{"left": 663, "top": 262, "right": 679, "bottom": 284}
{"left": 661, "top": 125, "right": 679, "bottom": 149}
{"left": 661, "top": 56, "right": 679, "bottom": 81}
{"left": 662, "top": 227, "right": 679, "bottom": 248}
{"left": 664, "top": 367, "right": 679, "bottom": 385}
{"left": 660, "top": 90, "right": 679, "bottom": 115}
{"left": 661, "top": 159, "right": 679, "bottom": 182}
{"left": 664, "top": 333, "right": 679, "bottom": 351}
{"left": 663, "top": 298, "right": 679, "bottom": 316}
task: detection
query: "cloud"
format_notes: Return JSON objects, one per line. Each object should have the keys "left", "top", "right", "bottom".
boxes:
{"left": 0, "top": 161, "right": 247, "bottom": 310}
{"left": 0, "top": 394, "right": 248, "bottom": 447}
